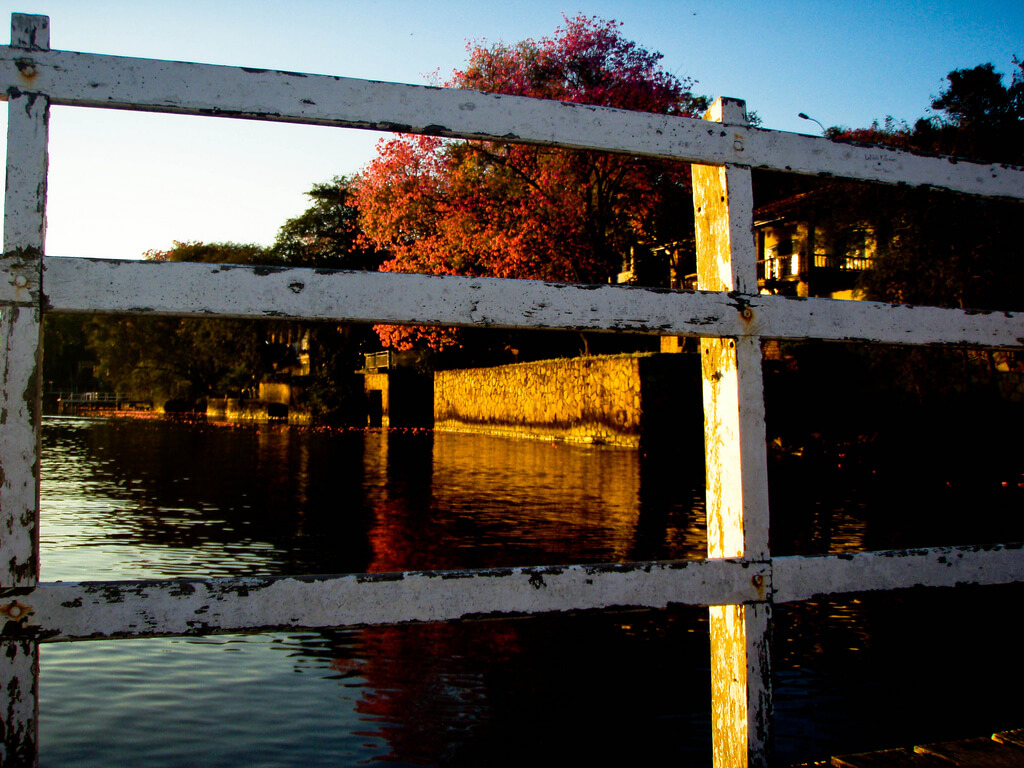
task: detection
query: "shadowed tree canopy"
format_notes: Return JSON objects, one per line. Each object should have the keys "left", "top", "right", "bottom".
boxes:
{"left": 817, "top": 58, "right": 1024, "bottom": 312}
{"left": 920, "top": 59, "right": 1024, "bottom": 162}
{"left": 354, "top": 15, "right": 708, "bottom": 350}
{"left": 80, "top": 179, "right": 386, "bottom": 420}
{"left": 825, "top": 58, "right": 1024, "bottom": 164}
{"left": 272, "top": 175, "right": 385, "bottom": 271}
{"left": 768, "top": 59, "right": 1024, "bottom": 407}
{"left": 85, "top": 242, "right": 278, "bottom": 407}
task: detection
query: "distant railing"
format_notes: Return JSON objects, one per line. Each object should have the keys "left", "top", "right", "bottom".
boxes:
{"left": 55, "top": 391, "right": 118, "bottom": 404}
{"left": 811, "top": 253, "right": 875, "bottom": 271}
{"left": 2, "top": 13, "right": 1023, "bottom": 767}
{"left": 363, "top": 350, "right": 392, "bottom": 371}
{"left": 757, "top": 255, "right": 798, "bottom": 281}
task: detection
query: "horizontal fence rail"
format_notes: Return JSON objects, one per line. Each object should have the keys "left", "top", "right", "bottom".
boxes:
{"left": 2, "top": 559, "right": 769, "bottom": 641}
{"left": 2, "top": 12, "right": 1023, "bottom": 768}
{"left": 2, "top": 46, "right": 1024, "bottom": 199}
{"left": 24, "top": 255, "right": 1024, "bottom": 349}
{"left": 4, "top": 543, "right": 1019, "bottom": 641}
{"left": 773, "top": 543, "right": 1024, "bottom": 604}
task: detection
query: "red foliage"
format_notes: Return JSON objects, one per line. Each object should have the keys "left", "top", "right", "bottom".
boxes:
{"left": 830, "top": 118, "right": 914, "bottom": 150}
{"left": 355, "top": 15, "right": 706, "bottom": 350}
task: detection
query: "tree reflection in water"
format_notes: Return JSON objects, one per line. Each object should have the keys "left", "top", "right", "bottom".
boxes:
{"left": 38, "top": 417, "right": 1024, "bottom": 766}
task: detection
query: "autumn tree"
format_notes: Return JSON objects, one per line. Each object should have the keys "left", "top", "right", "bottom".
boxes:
{"left": 354, "top": 15, "right": 708, "bottom": 352}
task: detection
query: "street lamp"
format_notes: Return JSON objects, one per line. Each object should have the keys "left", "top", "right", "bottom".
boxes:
{"left": 798, "top": 112, "right": 826, "bottom": 135}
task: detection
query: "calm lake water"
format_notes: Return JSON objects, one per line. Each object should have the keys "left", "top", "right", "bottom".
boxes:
{"left": 37, "top": 416, "right": 1024, "bottom": 766}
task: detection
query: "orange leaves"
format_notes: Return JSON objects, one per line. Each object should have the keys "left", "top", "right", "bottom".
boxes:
{"left": 354, "top": 16, "right": 706, "bottom": 350}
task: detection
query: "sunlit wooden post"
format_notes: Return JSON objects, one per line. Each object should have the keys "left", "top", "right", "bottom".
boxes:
{"left": 692, "top": 97, "right": 773, "bottom": 768}
{"left": 1, "top": 13, "right": 49, "bottom": 767}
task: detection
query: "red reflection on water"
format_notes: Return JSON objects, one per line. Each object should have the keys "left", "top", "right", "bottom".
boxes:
{"left": 364, "top": 432, "right": 646, "bottom": 573}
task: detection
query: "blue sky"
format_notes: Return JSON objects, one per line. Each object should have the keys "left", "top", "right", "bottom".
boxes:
{"left": 2, "top": 0, "right": 1022, "bottom": 260}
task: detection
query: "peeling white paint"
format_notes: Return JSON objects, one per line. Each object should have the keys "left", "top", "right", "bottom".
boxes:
{"left": 1, "top": 14, "right": 1022, "bottom": 767}
{"left": 774, "top": 543, "right": 1024, "bottom": 604}
{"left": 2, "top": 14, "right": 47, "bottom": 592}
{"left": 1, "top": 559, "right": 768, "bottom": 641}
{"left": 0, "top": 638, "right": 37, "bottom": 767}
{"left": 33, "top": 257, "right": 1024, "bottom": 349}
{"left": 1, "top": 46, "right": 1023, "bottom": 199}
{"left": 695, "top": 99, "right": 773, "bottom": 768}
{"left": 1, "top": 15, "right": 47, "bottom": 765}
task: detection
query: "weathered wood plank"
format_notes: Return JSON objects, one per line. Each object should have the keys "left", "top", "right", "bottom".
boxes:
{"left": 6, "top": 544, "right": 1018, "bottom": 641}
{"left": 709, "top": 602, "right": 773, "bottom": 768}
{"left": 701, "top": 336, "right": 773, "bottom": 559}
{"left": 0, "top": 639, "right": 37, "bottom": 768}
{"left": 37, "top": 256, "right": 748, "bottom": 336}
{"left": 746, "top": 295, "right": 1023, "bottom": 350}
{"left": 1, "top": 46, "right": 1022, "bottom": 198}
{"left": 0, "top": 11, "right": 1020, "bottom": 768}
{"left": 35, "top": 257, "right": 1024, "bottom": 350}
{"left": 831, "top": 747, "right": 950, "bottom": 766}
{"left": 0, "top": 306, "right": 43, "bottom": 588}
{"left": 1, "top": 17, "right": 47, "bottom": 766}
{"left": 915, "top": 737, "right": 1024, "bottom": 767}
{"left": 992, "top": 729, "right": 1024, "bottom": 749}
{"left": 773, "top": 543, "right": 1024, "bottom": 604}
{"left": 693, "top": 99, "right": 759, "bottom": 298}
{"left": 0, "top": 558, "right": 769, "bottom": 641}
{"left": 696, "top": 98, "right": 773, "bottom": 768}
{"left": 742, "top": 127, "right": 1024, "bottom": 201}
{"left": 1, "top": 13, "right": 48, "bottom": 592}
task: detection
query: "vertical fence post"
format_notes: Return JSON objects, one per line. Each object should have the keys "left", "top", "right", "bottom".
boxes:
{"left": 1, "top": 13, "right": 50, "bottom": 767}
{"left": 692, "top": 97, "right": 773, "bottom": 768}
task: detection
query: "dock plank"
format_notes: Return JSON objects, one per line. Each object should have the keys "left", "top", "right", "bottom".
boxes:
{"left": 915, "top": 736, "right": 1024, "bottom": 766}
{"left": 993, "top": 729, "right": 1024, "bottom": 750}
{"left": 830, "top": 748, "right": 949, "bottom": 767}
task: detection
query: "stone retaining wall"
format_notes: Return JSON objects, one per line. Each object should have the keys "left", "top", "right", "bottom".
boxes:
{"left": 206, "top": 398, "right": 311, "bottom": 425}
{"left": 434, "top": 353, "right": 701, "bottom": 448}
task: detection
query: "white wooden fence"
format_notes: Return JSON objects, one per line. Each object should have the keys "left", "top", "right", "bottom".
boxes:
{"left": 2, "top": 13, "right": 1023, "bottom": 766}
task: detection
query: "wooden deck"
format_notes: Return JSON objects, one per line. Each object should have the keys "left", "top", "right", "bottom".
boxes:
{"left": 797, "top": 728, "right": 1024, "bottom": 767}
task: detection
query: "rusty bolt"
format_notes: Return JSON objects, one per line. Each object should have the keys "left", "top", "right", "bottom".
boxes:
{"left": 16, "top": 61, "right": 37, "bottom": 77}
{"left": 751, "top": 574, "right": 764, "bottom": 588}
{"left": 741, "top": 307, "right": 754, "bottom": 320}
{"left": 14, "top": 275, "right": 28, "bottom": 288}
{"left": 1, "top": 600, "right": 32, "bottom": 622}
{"left": 733, "top": 139, "right": 744, "bottom": 152}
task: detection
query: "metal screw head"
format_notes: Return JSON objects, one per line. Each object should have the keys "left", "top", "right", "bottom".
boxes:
{"left": 14, "top": 275, "right": 28, "bottom": 288}
{"left": 741, "top": 307, "right": 754, "bottom": 320}
{"left": 751, "top": 574, "right": 764, "bottom": 588}
{"left": 1, "top": 600, "right": 31, "bottom": 621}
{"left": 733, "top": 139, "right": 745, "bottom": 152}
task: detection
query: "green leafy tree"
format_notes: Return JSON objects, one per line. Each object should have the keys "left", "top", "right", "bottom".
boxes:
{"left": 87, "top": 242, "right": 278, "bottom": 408}
{"left": 271, "top": 175, "right": 384, "bottom": 271}
{"left": 845, "top": 60, "right": 1024, "bottom": 311}
{"left": 916, "top": 59, "right": 1024, "bottom": 163}
{"left": 41, "top": 313, "right": 101, "bottom": 395}
{"left": 86, "top": 180, "right": 388, "bottom": 421}
{"left": 270, "top": 177, "right": 388, "bottom": 422}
